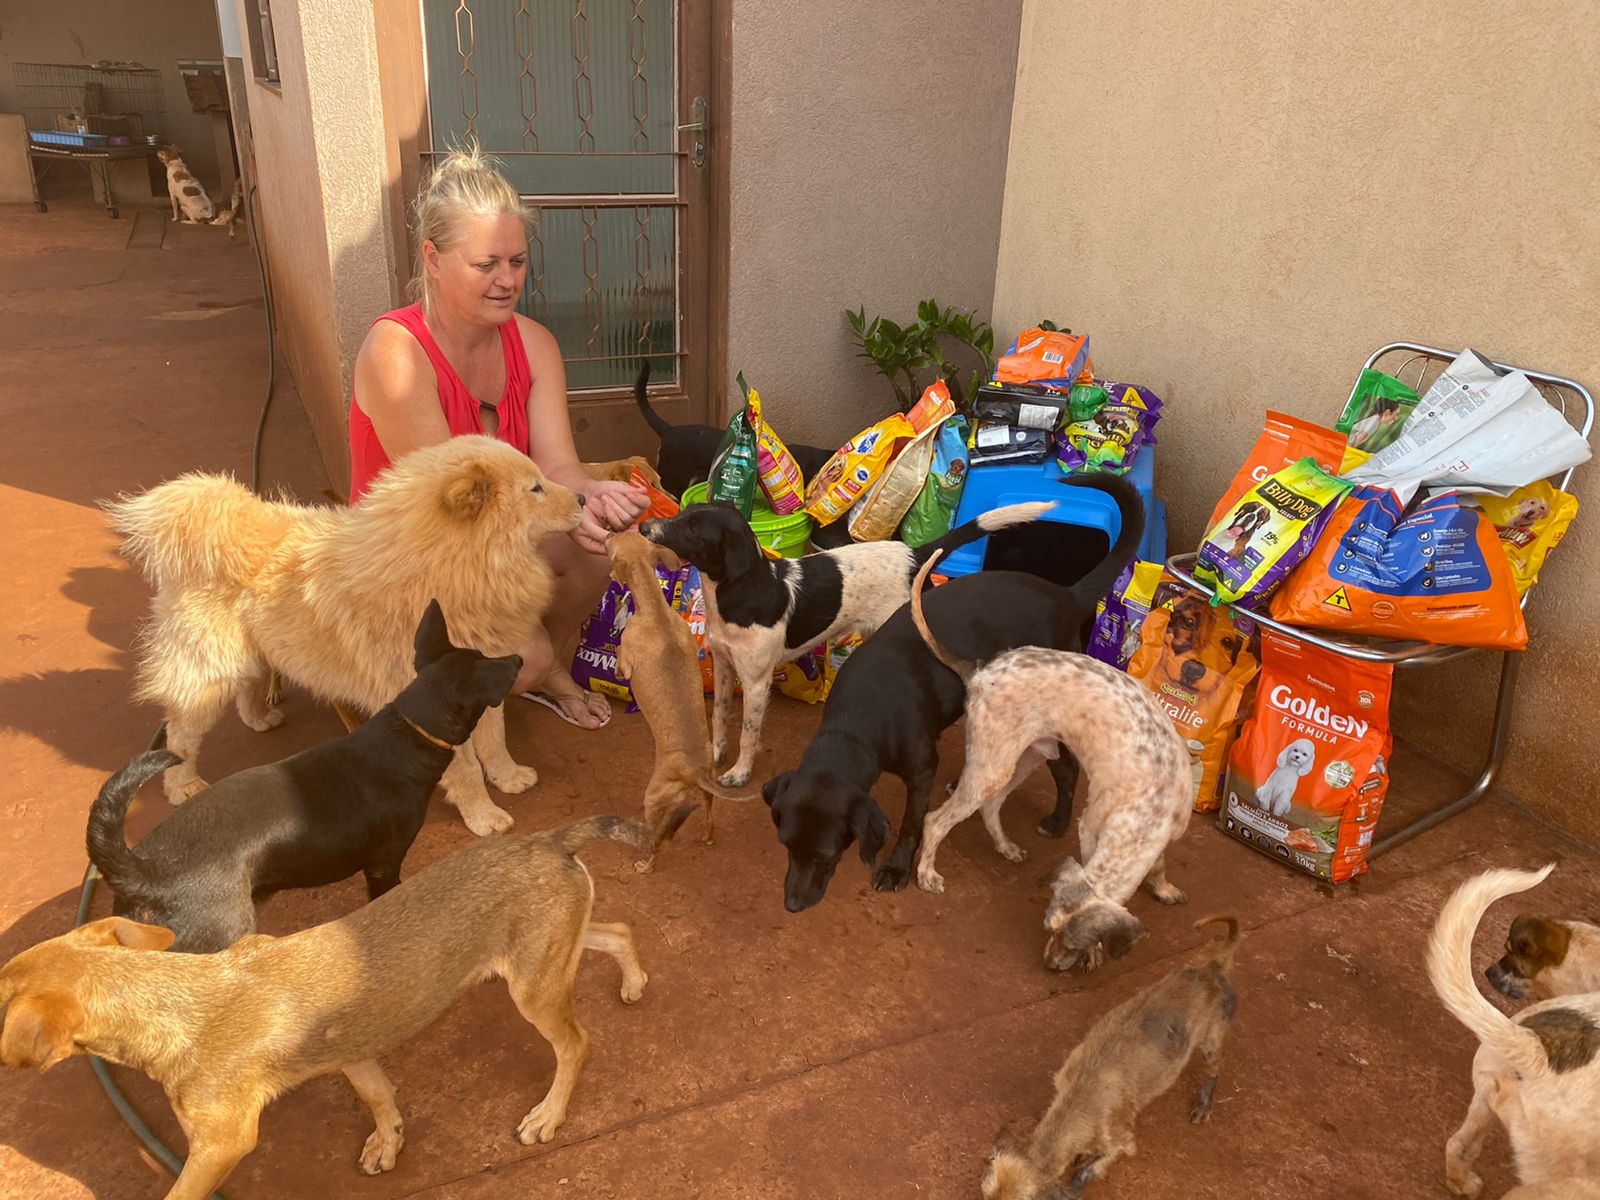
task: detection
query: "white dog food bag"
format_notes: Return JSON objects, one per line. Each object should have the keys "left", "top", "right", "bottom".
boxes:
{"left": 1218, "top": 630, "right": 1394, "bottom": 883}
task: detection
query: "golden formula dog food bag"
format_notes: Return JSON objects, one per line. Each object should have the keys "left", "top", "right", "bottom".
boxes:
{"left": 1219, "top": 630, "right": 1394, "bottom": 883}
{"left": 1127, "top": 580, "right": 1261, "bottom": 812}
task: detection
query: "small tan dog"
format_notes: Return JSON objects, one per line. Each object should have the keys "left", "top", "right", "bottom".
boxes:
{"left": 1428, "top": 865, "right": 1600, "bottom": 1198}
{"left": 107, "top": 436, "right": 584, "bottom": 834}
{"left": 0, "top": 815, "right": 668, "bottom": 1200}
{"left": 606, "top": 528, "right": 751, "bottom": 869}
{"left": 982, "top": 916, "right": 1240, "bottom": 1199}
{"left": 156, "top": 146, "right": 216, "bottom": 224}
{"left": 1487, "top": 905, "right": 1600, "bottom": 1004}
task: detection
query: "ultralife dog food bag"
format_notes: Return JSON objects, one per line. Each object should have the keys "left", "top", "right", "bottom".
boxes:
{"left": 1219, "top": 630, "right": 1393, "bottom": 883}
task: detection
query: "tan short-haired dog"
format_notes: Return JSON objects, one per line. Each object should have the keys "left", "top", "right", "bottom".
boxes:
{"left": 1428, "top": 865, "right": 1600, "bottom": 1198}
{"left": 0, "top": 815, "right": 668, "bottom": 1200}
{"left": 982, "top": 916, "right": 1240, "bottom": 1199}
{"left": 107, "top": 435, "right": 584, "bottom": 835}
{"left": 606, "top": 529, "right": 752, "bottom": 869}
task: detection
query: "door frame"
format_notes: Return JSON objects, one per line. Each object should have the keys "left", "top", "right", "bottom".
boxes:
{"left": 371, "top": 0, "right": 732, "bottom": 455}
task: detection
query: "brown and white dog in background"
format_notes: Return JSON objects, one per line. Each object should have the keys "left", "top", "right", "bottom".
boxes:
{"left": 1428, "top": 864, "right": 1600, "bottom": 1197}
{"left": 157, "top": 146, "right": 216, "bottom": 224}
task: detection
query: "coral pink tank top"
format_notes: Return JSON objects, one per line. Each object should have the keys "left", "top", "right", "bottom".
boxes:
{"left": 348, "top": 304, "right": 532, "bottom": 503}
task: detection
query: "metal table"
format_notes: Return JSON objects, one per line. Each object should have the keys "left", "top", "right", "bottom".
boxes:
{"left": 1167, "top": 341, "right": 1593, "bottom": 858}
{"left": 26, "top": 142, "right": 161, "bottom": 219}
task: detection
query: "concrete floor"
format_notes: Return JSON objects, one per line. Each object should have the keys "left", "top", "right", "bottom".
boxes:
{"left": 2, "top": 200, "right": 1598, "bottom": 1200}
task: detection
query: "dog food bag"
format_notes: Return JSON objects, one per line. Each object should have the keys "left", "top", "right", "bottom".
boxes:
{"left": 740, "top": 373, "right": 805, "bottom": 515}
{"left": 1269, "top": 485, "right": 1531, "bottom": 650}
{"left": 1087, "top": 560, "right": 1167, "bottom": 671}
{"left": 1207, "top": 412, "right": 1348, "bottom": 529}
{"left": 1057, "top": 380, "right": 1164, "bottom": 475}
{"left": 774, "top": 633, "right": 862, "bottom": 704}
{"left": 1336, "top": 369, "right": 1422, "bottom": 454}
{"left": 969, "top": 420, "right": 1053, "bottom": 466}
{"left": 1475, "top": 480, "right": 1580, "bottom": 597}
{"left": 631, "top": 465, "right": 682, "bottom": 523}
{"left": 1195, "top": 458, "right": 1354, "bottom": 607}
{"left": 803, "top": 413, "right": 916, "bottom": 525}
{"left": 901, "top": 417, "right": 971, "bottom": 548}
{"left": 995, "top": 328, "right": 1091, "bottom": 390}
{"left": 972, "top": 382, "right": 1072, "bottom": 431}
{"left": 1127, "top": 580, "right": 1261, "bottom": 812}
{"left": 847, "top": 381, "right": 956, "bottom": 542}
{"left": 664, "top": 562, "right": 715, "bottom": 695}
{"left": 708, "top": 396, "right": 760, "bottom": 518}
{"left": 1219, "top": 630, "right": 1394, "bottom": 883}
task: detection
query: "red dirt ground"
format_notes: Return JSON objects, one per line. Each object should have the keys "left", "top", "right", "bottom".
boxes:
{"left": 2, "top": 201, "right": 1596, "bottom": 1200}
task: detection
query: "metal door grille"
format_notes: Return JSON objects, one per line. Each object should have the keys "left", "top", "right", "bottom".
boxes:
{"left": 421, "top": 0, "right": 681, "bottom": 390}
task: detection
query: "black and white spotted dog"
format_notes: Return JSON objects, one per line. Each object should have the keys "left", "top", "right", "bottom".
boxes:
{"left": 640, "top": 499, "right": 1053, "bottom": 786}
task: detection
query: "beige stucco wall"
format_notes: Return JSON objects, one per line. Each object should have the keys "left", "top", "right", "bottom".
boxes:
{"left": 232, "top": 0, "right": 396, "bottom": 497}
{"left": 0, "top": 1, "right": 226, "bottom": 187}
{"left": 726, "top": 0, "right": 1024, "bottom": 444}
{"left": 992, "top": 0, "right": 1600, "bottom": 840}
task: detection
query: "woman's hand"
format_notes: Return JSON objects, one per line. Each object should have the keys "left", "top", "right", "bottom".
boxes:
{"left": 570, "top": 479, "right": 649, "bottom": 554}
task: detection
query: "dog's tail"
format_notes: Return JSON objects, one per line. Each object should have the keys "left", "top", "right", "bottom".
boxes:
{"left": 547, "top": 811, "right": 691, "bottom": 856}
{"left": 1427, "top": 864, "right": 1556, "bottom": 1079}
{"left": 104, "top": 472, "right": 271, "bottom": 589}
{"left": 909, "top": 549, "right": 973, "bottom": 682}
{"left": 914, "top": 501, "right": 1056, "bottom": 568}
{"left": 1193, "top": 914, "right": 1242, "bottom": 970}
{"left": 632, "top": 360, "right": 676, "bottom": 440}
{"left": 85, "top": 751, "right": 177, "bottom": 893}
{"left": 697, "top": 774, "right": 760, "bottom": 803}
{"left": 1062, "top": 473, "right": 1146, "bottom": 607}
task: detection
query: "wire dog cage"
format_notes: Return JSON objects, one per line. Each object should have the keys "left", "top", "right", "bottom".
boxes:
{"left": 13, "top": 62, "right": 168, "bottom": 140}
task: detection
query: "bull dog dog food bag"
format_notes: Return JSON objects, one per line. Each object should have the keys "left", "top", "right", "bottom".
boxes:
{"left": 1219, "top": 630, "right": 1394, "bottom": 883}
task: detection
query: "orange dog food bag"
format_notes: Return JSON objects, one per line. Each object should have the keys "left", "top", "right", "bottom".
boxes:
{"left": 1219, "top": 631, "right": 1394, "bottom": 883}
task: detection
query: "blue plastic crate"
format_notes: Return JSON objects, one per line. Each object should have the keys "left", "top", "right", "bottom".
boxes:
{"left": 935, "top": 448, "right": 1165, "bottom": 584}
{"left": 29, "top": 130, "right": 109, "bottom": 148}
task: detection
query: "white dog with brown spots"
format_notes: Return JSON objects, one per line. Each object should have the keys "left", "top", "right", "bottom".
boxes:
{"left": 157, "top": 145, "right": 216, "bottom": 224}
{"left": 910, "top": 550, "right": 1192, "bottom": 972}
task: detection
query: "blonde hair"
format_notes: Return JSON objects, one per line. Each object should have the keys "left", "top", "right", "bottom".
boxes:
{"left": 410, "top": 144, "right": 537, "bottom": 308}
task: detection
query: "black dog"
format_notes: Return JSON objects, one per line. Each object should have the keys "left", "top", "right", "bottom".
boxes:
{"left": 763, "top": 476, "right": 1143, "bottom": 911}
{"left": 85, "top": 600, "right": 522, "bottom": 952}
{"left": 632, "top": 361, "right": 837, "bottom": 500}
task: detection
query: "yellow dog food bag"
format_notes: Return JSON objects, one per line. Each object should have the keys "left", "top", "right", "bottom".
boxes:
{"left": 1127, "top": 580, "right": 1261, "bottom": 812}
{"left": 803, "top": 413, "right": 915, "bottom": 525}
{"left": 1475, "top": 481, "right": 1579, "bottom": 596}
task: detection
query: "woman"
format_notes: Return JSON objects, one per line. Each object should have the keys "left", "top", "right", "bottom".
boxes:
{"left": 349, "top": 147, "right": 647, "bottom": 729}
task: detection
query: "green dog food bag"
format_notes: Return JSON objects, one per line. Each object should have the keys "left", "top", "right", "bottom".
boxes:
{"left": 1336, "top": 369, "right": 1421, "bottom": 454}
{"left": 708, "top": 391, "right": 760, "bottom": 518}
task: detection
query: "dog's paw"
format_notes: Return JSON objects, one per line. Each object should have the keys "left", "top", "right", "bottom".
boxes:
{"left": 997, "top": 842, "right": 1027, "bottom": 864}
{"left": 487, "top": 763, "right": 538, "bottom": 794}
{"left": 1444, "top": 1155, "right": 1483, "bottom": 1199}
{"left": 873, "top": 860, "right": 911, "bottom": 893}
{"left": 718, "top": 766, "right": 751, "bottom": 789}
{"left": 1149, "top": 881, "right": 1189, "bottom": 906}
{"left": 620, "top": 970, "right": 647, "bottom": 1004}
{"left": 916, "top": 867, "right": 946, "bottom": 894}
{"left": 633, "top": 856, "right": 656, "bottom": 874}
{"left": 242, "top": 707, "right": 284, "bottom": 733}
{"left": 1037, "top": 812, "right": 1071, "bottom": 839}
{"left": 516, "top": 1100, "right": 566, "bottom": 1145}
{"left": 358, "top": 1122, "right": 404, "bottom": 1174}
{"left": 460, "top": 802, "right": 515, "bottom": 837}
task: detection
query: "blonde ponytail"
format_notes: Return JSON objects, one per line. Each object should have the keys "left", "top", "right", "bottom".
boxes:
{"left": 410, "top": 143, "right": 536, "bottom": 308}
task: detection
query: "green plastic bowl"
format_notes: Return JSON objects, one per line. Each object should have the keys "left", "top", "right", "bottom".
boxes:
{"left": 681, "top": 481, "right": 813, "bottom": 558}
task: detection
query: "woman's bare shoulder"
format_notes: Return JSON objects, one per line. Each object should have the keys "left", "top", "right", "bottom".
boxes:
{"left": 513, "top": 313, "right": 562, "bottom": 363}
{"left": 356, "top": 318, "right": 432, "bottom": 408}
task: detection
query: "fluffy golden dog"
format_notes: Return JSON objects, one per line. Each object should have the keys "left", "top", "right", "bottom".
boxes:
{"left": 107, "top": 436, "right": 584, "bottom": 835}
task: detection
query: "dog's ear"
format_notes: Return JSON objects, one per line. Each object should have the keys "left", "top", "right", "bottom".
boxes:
{"left": 441, "top": 465, "right": 495, "bottom": 521}
{"left": 761, "top": 773, "right": 790, "bottom": 809}
{"left": 0, "top": 992, "right": 85, "bottom": 1072}
{"left": 850, "top": 794, "right": 889, "bottom": 866}
{"left": 650, "top": 542, "right": 683, "bottom": 573}
{"left": 75, "top": 916, "right": 177, "bottom": 952}
{"left": 1101, "top": 909, "right": 1145, "bottom": 961}
{"left": 414, "top": 599, "right": 453, "bottom": 669}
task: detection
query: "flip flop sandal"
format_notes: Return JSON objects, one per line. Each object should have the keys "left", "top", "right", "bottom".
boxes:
{"left": 520, "top": 690, "right": 612, "bottom": 729}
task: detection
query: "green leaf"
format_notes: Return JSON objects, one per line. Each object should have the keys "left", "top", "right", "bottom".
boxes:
{"left": 977, "top": 327, "right": 994, "bottom": 356}
{"left": 846, "top": 306, "right": 865, "bottom": 335}
{"left": 917, "top": 298, "right": 937, "bottom": 324}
